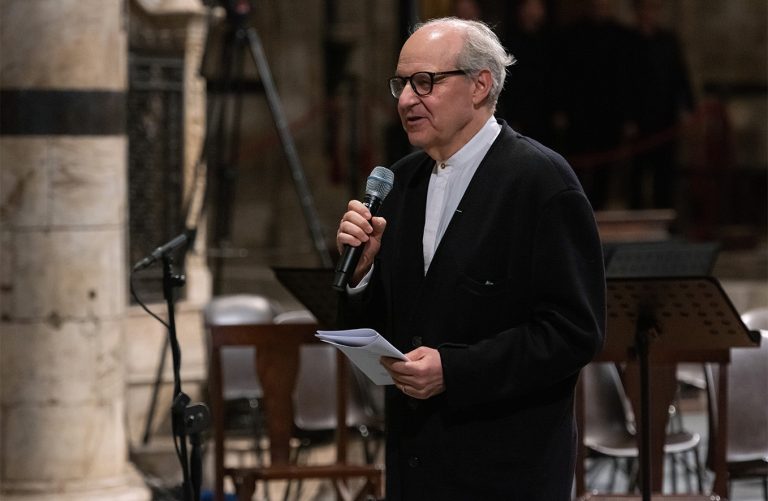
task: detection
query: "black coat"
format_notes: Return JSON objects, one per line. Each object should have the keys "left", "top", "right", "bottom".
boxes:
{"left": 345, "top": 121, "right": 606, "bottom": 500}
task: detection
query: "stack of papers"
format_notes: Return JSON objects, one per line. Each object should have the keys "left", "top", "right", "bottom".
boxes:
{"left": 315, "top": 328, "right": 407, "bottom": 385}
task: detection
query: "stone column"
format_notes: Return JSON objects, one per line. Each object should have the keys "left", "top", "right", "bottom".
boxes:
{"left": 0, "top": 0, "right": 150, "bottom": 499}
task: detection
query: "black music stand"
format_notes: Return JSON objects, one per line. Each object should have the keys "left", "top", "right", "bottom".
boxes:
{"left": 271, "top": 267, "right": 337, "bottom": 329}
{"left": 599, "top": 243, "right": 758, "bottom": 500}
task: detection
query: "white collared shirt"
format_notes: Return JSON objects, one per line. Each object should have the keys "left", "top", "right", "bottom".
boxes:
{"left": 349, "top": 116, "right": 501, "bottom": 291}
{"left": 422, "top": 116, "right": 501, "bottom": 272}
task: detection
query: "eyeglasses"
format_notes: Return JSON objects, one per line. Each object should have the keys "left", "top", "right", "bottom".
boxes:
{"left": 388, "top": 70, "right": 467, "bottom": 98}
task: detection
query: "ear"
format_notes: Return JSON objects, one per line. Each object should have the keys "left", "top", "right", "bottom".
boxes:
{"left": 471, "top": 69, "right": 493, "bottom": 106}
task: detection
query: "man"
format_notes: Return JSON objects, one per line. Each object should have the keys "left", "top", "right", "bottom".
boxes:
{"left": 336, "top": 17, "right": 605, "bottom": 500}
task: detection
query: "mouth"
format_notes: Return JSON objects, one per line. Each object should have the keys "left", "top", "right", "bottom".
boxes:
{"left": 405, "top": 115, "right": 427, "bottom": 128}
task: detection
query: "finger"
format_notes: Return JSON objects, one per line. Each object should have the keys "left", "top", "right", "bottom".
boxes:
{"left": 347, "top": 199, "right": 372, "bottom": 219}
{"left": 338, "top": 215, "right": 376, "bottom": 244}
{"left": 381, "top": 358, "right": 413, "bottom": 378}
{"left": 337, "top": 224, "right": 371, "bottom": 247}
{"left": 341, "top": 211, "right": 374, "bottom": 234}
{"left": 369, "top": 216, "right": 387, "bottom": 237}
{"left": 401, "top": 383, "right": 429, "bottom": 400}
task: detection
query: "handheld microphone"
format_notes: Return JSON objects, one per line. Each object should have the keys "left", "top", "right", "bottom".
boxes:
{"left": 332, "top": 166, "right": 394, "bottom": 291}
{"left": 132, "top": 230, "right": 194, "bottom": 272}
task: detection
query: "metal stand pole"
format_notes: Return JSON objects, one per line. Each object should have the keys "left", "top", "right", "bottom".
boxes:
{"left": 162, "top": 254, "right": 210, "bottom": 501}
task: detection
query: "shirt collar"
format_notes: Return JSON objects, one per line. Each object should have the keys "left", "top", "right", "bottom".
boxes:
{"left": 441, "top": 116, "right": 501, "bottom": 168}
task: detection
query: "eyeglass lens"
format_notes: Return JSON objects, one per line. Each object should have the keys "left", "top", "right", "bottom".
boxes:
{"left": 410, "top": 73, "right": 434, "bottom": 95}
{"left": 390, "top": 72, "right": 435, "bottom": 98}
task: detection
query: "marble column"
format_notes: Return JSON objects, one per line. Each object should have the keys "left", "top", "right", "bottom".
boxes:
{"left": 0, "top": 0, "right": 150, "bottom": 499}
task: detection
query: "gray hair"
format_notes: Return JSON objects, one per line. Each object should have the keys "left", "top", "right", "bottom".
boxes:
{"left": 414, "top": 17, "right": 516, "bottom": 109}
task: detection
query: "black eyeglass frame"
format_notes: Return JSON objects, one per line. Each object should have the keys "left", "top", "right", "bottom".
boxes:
{"left": 388, "top": 69, "right": 468, "bottom": 98}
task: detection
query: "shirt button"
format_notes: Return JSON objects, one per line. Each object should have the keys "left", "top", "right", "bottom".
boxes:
{"left": 411, "top": 336, "right": 422, "bottom": 347}
{"left": 439, "top": 162, "right": 446, "bottom": 169}
{"left": 408, "top": 456, "right": 421, "bottom": 468}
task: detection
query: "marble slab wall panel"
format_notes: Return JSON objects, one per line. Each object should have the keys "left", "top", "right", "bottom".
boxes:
{"left": 0, "top": 0, "right": 126, "bottom": 90}
{"left": 1, "top": 327, "right": 127, "bottom": 482}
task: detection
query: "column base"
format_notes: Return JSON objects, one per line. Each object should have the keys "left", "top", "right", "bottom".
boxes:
{"left": 1, "top": 466, "right": 151, "bottom": 501}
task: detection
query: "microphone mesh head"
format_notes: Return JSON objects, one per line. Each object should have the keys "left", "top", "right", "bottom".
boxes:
{"left": 366, "top": 166, "right": 395, "bottom": 200}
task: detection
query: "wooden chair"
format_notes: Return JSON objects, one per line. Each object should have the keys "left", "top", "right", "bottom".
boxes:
{"left": 207, "top": 321, "right": 383, "bottom": 501}
{"left": 204, "top": 295, "right": 281, "bottom": 466}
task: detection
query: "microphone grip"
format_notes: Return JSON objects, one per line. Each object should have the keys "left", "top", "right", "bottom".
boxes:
{"left": 332, "top": 195, "right": 382, "bottom": 291}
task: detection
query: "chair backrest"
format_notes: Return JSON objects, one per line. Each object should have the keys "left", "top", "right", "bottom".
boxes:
{"left": 741, "top": 307, "right": 768, "bottom": 331}
{"left": 705, "top": 309, "right": 768, "bottom": 466}
{"left": 204, "top": 295, "right": 280, "bottom": 400}
{"left": 583, "top": 362, "right": 635, "bottom": 446}
{"left": 728, "top": 310, "right": 768, "bottom": 461}
{"left": 276, "top": 310, "right": 378, "bottom": 432}
{"left": 205, "top": 294, "right": 281, "bottom": 325}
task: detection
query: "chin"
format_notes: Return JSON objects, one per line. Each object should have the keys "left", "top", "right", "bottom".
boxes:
{"left": 406, "top": 131, "right": 431, "bottom": 150}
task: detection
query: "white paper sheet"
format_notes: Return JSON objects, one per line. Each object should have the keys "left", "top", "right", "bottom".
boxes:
{"left": 316, "top": 328, "right": 407, "bottom": 385}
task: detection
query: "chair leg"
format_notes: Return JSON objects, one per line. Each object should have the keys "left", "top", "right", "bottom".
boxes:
{"left": 683, "top": 451, "right": 693, "bottom": 493}
{"left": 248, "top": 398, "right": 266, "bottom": 466}
{"left": 232, "top": 472, "right": 257, "bottom": 501}
{"left": 358, "top": 425, "right": 376, "bottom": 465}
{"left": 627, "top": 458, "right": 639, "bottom": 493}
{"left": 247, "top": 398, "right": 271, "bottom": 501}
{"left": 585, "top": 457, "right": 608, "bottom": 491}
{"left": 283, "top": 438, "right": 310, "bottom": 501}
{"left": 607, "top": 457, "right": 618, "bottom": 493}
{"left": 762, "top": 474, "right": 768, "bottom": 501}
{"left": 692, "top": 447, "right": 703, "bottom": 493}
{"left": 667, "top": 453, "right": 678, "bottom": 494}
{"left": 623, "top": 458, "right": 635, "bottom": 492}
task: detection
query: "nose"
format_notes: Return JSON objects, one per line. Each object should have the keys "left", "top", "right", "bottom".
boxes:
{"left": 398, "top": 83, "right": 420, "bottom": 107}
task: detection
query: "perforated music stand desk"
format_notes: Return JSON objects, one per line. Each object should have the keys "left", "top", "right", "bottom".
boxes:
{"left": 578, "top": 243, "right": 759, "bottom": 500}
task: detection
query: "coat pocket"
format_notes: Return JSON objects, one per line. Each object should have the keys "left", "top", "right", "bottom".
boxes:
{"left": 457, "top": 272, "right": 512, "bottom": 297}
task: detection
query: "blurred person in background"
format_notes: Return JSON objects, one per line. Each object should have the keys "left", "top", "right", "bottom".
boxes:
{"left": 554, "top": 0, "right": 635, "bottom": 210}
{"left": 627, "top": 0, "right": 695, "bottom": 209}
{"left": 499, "top": 0, "right": 559, "bottom": 147}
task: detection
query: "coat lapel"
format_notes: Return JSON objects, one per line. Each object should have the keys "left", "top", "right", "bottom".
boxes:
{"left": 423, "top": 129, "right": 505, "bottom": 284}
{"left": 389, "top": 159, "right": 431, "bottom": 345}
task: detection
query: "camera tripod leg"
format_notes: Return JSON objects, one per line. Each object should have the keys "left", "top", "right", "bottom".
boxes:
{"left": 242, "top": 26, "right": 332, "bottom": 268}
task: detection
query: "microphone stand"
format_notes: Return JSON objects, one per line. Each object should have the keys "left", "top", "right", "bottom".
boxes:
{"left": 162, "top": 253, "right": 210, "bottom": 501}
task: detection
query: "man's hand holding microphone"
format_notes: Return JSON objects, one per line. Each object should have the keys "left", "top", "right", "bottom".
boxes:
{"left": 332, "top": 166, "right": 394, "bottom": 290}
{"left": 333, "top": 166, "right": 445, "bottom": 400}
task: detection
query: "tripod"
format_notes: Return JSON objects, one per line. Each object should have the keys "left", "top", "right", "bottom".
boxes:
{"left": 202, "top": 0, "right": 332, "bottom": 294}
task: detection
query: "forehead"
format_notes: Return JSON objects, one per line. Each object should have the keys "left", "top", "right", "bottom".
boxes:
{"left": 397, "top": 25, "right": 464, "bottom": 72}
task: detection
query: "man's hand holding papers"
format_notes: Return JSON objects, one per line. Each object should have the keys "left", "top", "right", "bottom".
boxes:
{"left": 315, "top": 328, "right": 407, "bottom": 385}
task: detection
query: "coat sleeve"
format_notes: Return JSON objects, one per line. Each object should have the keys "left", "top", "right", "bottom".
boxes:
{"left": 438, "top": 188, "right": 606, "bottom": 408}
